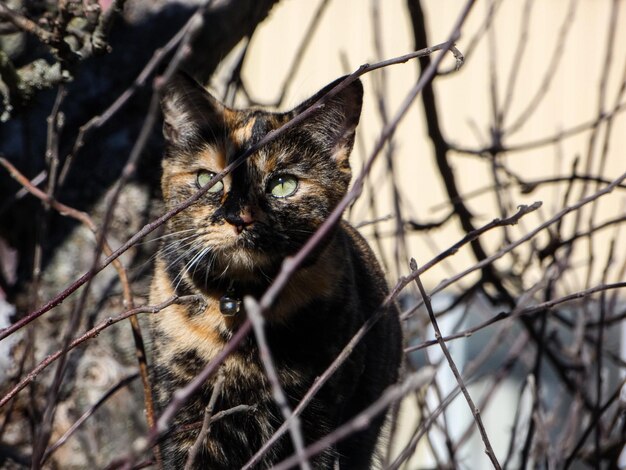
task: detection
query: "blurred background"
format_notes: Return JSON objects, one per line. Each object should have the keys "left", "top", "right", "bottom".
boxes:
{"left": 1, "top": 0, "right": 625, "bottom": 468}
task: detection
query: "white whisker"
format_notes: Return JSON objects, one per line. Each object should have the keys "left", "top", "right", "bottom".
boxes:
{"left": 172, "top": 240, "right": 209, "bottom": 289}
{"left": 135, "top": 228, "right": 199, "bottom": 246}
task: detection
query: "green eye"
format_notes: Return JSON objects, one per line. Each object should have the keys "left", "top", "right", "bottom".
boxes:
{"left": 269, "top": 175, "right": 298, "bottom": 198}
{"left": 196, "top": 170, "right": 223, "bottom": 193}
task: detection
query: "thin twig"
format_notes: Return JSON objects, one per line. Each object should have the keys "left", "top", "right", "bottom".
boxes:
{"left": 244, "top": 297, "right": 310, "bottom": 470}
{"left": 410, "top": 258, "right": 502, "bottom": 469}
{"left": 452, "top": 100, "right": 626, "bottom": 155}
{"left": 563, "top": 378, "right": 626, "bottom": 468}
{"left": 271, "top": 369, "right": 435, "bottom": 470}
{"left": 504, "top": 0, "right": 578, "bottom": 135}
{"left": 0, "top": 156, "right": 156, "bottom": 440}
{"left": 499, "top": 0, "right": 533, "bottom": 125}
{"left": 0, "top": 295, "right": 193, "bottom": 409}
{"left": 386, "top": 370, "right": 460, "bottom": 470}
{"left": 42, "top": 374, "right": 139, "bottom": 462}
{"left": 183, "top": 373, "right": 224, "bottom": 470}
{"left": 400, "top": 202, "right": 542, "bottom": 320}
{"left": 428, "top": 173, "right": 626, "bottom": 213}
{"left": 594, "top": 239, "right": 615, "bottom": 463}
{"left": 0, "top": 3, "right": 53, "bottom": 43}
{"left": 405, "top": 283, "right": 626, "bottom": 353}
{"left": 414, "top": 171, "right": 626, "bottom": 315}
{"left": 271, "top": 0, "right": 331, "bottom": 107}
{"left": 91, "top": 0, "right": 127, "bottom": 54}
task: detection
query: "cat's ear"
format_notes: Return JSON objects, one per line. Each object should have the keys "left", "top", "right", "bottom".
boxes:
{"left": 291, "top": 76, "right": 363, "bottom": 166}
{"left": 159, "top": 72, "right": 225, "bottom": 149}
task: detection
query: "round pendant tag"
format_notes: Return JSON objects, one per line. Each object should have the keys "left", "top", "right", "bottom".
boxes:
{"left": 219, "top": 296, "right": 241, "bottom": 317}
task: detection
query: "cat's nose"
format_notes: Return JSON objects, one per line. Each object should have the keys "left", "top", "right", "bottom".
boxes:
{"left": 224, "top": 207, "right": 254, "bottom": 234}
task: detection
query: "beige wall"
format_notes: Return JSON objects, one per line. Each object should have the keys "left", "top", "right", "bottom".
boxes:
{"left": 214, "top": 0, "right": 626, "bottom": 289}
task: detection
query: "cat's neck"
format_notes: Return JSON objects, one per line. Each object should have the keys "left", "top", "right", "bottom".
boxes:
{"left": 171, "top": 229, "right": 343, "bottom": 325}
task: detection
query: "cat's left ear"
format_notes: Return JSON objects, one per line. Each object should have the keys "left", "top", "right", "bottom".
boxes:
{"left": 291, "top": 76, "right": 363, "bottom": 167}
{"left": 159, "top": 72, "right": 226, "bottom": 150}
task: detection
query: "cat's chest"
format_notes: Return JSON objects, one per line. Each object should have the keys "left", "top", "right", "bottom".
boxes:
{"left": 152, "top": 312, "right": 312, "bottom": 404}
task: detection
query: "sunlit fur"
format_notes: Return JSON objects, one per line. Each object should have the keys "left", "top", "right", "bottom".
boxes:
{"left": 150, "top": 73, "right": 402, "bottom": 469}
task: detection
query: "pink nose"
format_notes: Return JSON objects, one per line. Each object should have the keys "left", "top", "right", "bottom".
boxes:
{"left": 228, "top": 207, "right": 254, "bottom": 234}
{"left": 239, "top": 208, "right": 254, "bottom": 225}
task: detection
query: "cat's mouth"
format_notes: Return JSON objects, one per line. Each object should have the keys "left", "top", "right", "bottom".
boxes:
{"left": 181, "top": 221, "right": 294, "bottom": 285}
{"left": 211, "top": 244, "right": 274, "bottom": 280}
{"left": 219, "top": 221, "right": 290, "bottom": 253}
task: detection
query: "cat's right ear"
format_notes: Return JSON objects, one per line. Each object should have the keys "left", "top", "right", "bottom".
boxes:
{"left": 159, "top": 72, "right": 225, "bottom": 149}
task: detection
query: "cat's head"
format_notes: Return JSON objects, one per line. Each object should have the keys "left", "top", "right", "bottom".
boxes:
{"left": 159, "top": 72, "right": 362, "bottom": 287}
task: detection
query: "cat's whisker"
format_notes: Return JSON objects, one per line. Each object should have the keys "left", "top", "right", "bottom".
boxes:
{"left": 160, "top": 236, "right": 202, "bottom": 259}
{"left": 171, "top": 240, "right": 208, "bottom": 289}
{"left": 169, "top": 234, "right": 207, "bottom": 255}
{"left": 137, "top": 228, "right": 198, "bottom": 245}
{"left": 285, "top": 228, "right": 315, "bottom": 234}
{"left": 257, "top": 266, "right": 272, "bottom": 283}
{"left": 183, "top": 239, "right": 219, "bottom": 284}
{"left": 204, "top": 250, "right": 217, "bottom": 288}
{"left": 133, "top": 235, "right": 200, "bottom": 271}
{"left": 189, "top": 246, "right": 212, "bottom": 280}
{"left": 162, "top": 245, "right": 199, "bottom": 274}
{"left": 159, "top": 240, "right": 196, "bottom": 258}
{"left": 218, "top": 257, "right": 232, "bottom": 279}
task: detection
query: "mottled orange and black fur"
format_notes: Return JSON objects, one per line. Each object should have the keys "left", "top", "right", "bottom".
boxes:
{"left": 150, "top": 73, "right": 402, "bottom": 469}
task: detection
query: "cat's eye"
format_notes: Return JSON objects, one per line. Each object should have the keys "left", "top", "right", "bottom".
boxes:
{"left": 196, "top": 170, "right": 223, "bottom": 193}
{"left": 268, "top": 175, "right": 298, "bottom": 198}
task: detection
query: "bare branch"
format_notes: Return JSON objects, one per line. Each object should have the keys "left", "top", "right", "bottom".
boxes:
{"left": 0, "top": 3, "right": 53, "bottom": 44}
{"left": 410, "top": 258, "right": 502, "bottom": 469}
{"left": 42, "top": 373, "right": 139, "bottom": 463}
{"left": 244, "top": 297, "right": 310, "bottom": 470}
{"left": 183, "top": 373, "right": 224, "bottom": 470}
{"left": 0, "top": 296, "right": 195, "bottom": 409}
{"left": 271, "top": 369, "right": 436, "bottom": 470}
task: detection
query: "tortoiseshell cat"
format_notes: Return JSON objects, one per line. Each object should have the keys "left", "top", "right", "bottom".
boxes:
{"left": 150, "top": 72, "right": 402, "bottom": 469}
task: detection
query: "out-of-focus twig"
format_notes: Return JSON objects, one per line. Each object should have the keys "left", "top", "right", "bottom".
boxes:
{"left": 0, "top": 295, "right": 192, "bottom": 409}
{"left": 0, "top": 157, "right": 156, "bottom": 440}
{"left": 404, "top": 280, "right": 626, "bottom": 353}
{"left": 42, "top": 373, "right": 140, "bottom": 463}
{"left": 91, "top": 0, "right": 127, "bottom": 54}
{"left": 0, "top": 3, "right": 52, "bottom": 43}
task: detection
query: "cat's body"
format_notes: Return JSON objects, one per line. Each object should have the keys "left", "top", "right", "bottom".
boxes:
{"left": 150, "top": 73, "right": 402, "bottom": 469}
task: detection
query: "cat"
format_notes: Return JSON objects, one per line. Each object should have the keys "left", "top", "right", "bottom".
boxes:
{"left": 149, "top": 72, "right": 402, "bottom": 469}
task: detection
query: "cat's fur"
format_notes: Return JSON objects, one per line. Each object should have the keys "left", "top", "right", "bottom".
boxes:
{"left": 150, "top": 73, "right": 402, "bottom": 469}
